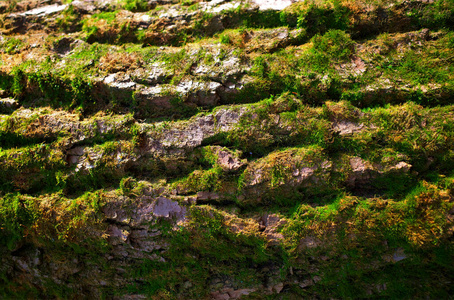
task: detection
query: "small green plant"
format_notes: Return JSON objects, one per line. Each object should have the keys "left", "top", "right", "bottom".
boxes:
{"left": 123, "top": 0, "right": 149, "bottom": 12}
{"left": 1, "top": 37, "right": 22, "bottom": 55}
{"left": 56, "top": 4, "right": 81, "bottom": 32}
{"left": 91, "top": 11, "right": 118, "bottom": 22}
{"left": 311, "top": 29, "right": 354, "bottom": 62}
{"left": 119, "top": 176, "right": 138, "bottom": 196}
{"left": 296, "top": 2, "right": 351, "bottom": 35}
{"left": 0, "top": 194, "right": 38, "bottom": 250}
{"left": 219, "top": 34, "right": 231, "bottom": 45}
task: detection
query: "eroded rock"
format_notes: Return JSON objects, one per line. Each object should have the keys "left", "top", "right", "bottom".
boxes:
{"left": 152, "top": 196, "right": 186, "bottom": 221}
{"left": 346, "top": 156, "right": 411, "bottom": 188}
{"left": 0, "top": 98, "right": 19, "bottom": 113}
{"left": 17, "top": 4, "right": 67, "bottom": 17}
{"left": 260, "top": 213, "right": 286, "bottom": 245}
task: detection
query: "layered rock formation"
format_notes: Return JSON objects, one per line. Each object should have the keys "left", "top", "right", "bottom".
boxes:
{"left": 0, "top": 0, "right": 453, "bottom": 298}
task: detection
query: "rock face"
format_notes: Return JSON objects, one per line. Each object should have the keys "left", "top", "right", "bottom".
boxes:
{"left": 260, "top": 213, "right": 286, "bottom": 245}
{"left": 252, "top": 0, "right": 298, "bottom": 11}
{"left": 346, "top": 157, "right": 412, "bottom": 188}
{"left": 0, "top": 98, "right": 18, "bottom": 113}
{"left": 152, "top": 197, "right": 186, "bottom": 221}
{"left": 1, "top": 0, "right": 454, "bottom": 299}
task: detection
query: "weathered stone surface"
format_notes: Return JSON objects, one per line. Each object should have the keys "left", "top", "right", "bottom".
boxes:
{"left": 206, "top": 146, "right": 246, "bottom": 172}
{"left": 103, "top": 73, "right": 137, "bottom": 90}
{"left": 252, "top": 0, "right": 299, "bottom": 10}
{"left": 5, "top": 108, "right": 134, "bottom": 147}
{"left": 176, "top": 79, "right": 222, "bottom": 106}
{"left": 333, "top": 120, "right": 365, "bottom": 135}
{"left": 196, "top": 191, "right": 221, "bottom": 201}
{"left": 211, "top": 288, "right": 256, "bottom": 300}
{"left": 0, "top": 0, "right": 452, "bottom": 298}
{"left": 0, "top": 98, "right": 19, "bottom": 112}
{"left": 144, "top": 106, "right": 248, "bottom": 153}
{"left": 190, "top": 51, "right": 249, "bottom": 83}
{"left": 347, "top": 157, "right": 376, "bottom": 187}
{"left": 260, "top": 213, "right": 286, "bottom": 245}
{"left": 152, "top": 197, "right": 186, "bottom": 221}
{"left": 70, "top": 0, "right": 97, "bottom": 14}
{"left": 107, "top": 225, "right": 130, "bottom": 245}
{"left": 134, "top": 76, "right": 247, "bottom": 115}
{"left": 240, "top": 147, "right": 332, "bottom": 201}
{"left": 66, "top": 146, "right": 85, "bottom": 165}
{"left": 346, "top": 156, "right": 411, "bottom": 188}
{"left": 134, "top": 62, "right": 173, "bottom": 85}
{"left": 17, "top": 4, "right": 67, "bottom": 17}
{"left": 242, "top": 28, "right": 305, "bottom": 52}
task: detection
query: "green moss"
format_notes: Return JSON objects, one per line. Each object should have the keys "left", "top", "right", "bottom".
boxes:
{"left": 55, "top": 4, "right": 82, "bottom": 32}
{"left": 174, "top": 166, "right": 224, "bottom": 193}
{"left": 0, "top": 37, "right": 23, "bottom": 55}
{"left": 311, "top": 29, "right": 354, "bottom": 62}
{"left": 295, "top": 1, "right": 351, "bottom": 35}
{"left": 409, "top": 0, "right": 454, "bottom": 29}
{"left": 0, "top": 194, "right": 39, "bottom": 250}
{"left": 123, "top": 0, "right": 150, "bottom": 12}
{"left": 129, "top": 205, "right": 279, "bottom": 298}
{"left": 281, "top": 177, "right": 454, "bottom": 297}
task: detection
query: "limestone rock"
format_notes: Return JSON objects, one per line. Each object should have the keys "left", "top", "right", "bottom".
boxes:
{"left": 347, "top": 157, "right": 376, "bottom": 187}
{"left": 103, "top": 73, "right": 136, "bottom": 90}
{"left": 333, "top": 120, "right": 364, "bottom": 135}
{"left": 196, "top": 191, "right": 221, "bottom": 201}
{"left": 17, "top": 4, "right": 67, "bottom": 17}
{"left": 240, "top": 147, "right": 332, "bottom": 201}
{"left": 107, "top": 225, "right": 130, "bottom": 245}
{"left": 176, "top": 79, "right": 222, "bottom": 106}
{"left": 152, "top": 197, "right": 186, "bottom": 222}
{"left": 243, "top": 28, "right": 305, "bottom": 52}
{"left": 260, "top": 213, "right": 286, "bottom": 245}
{"left": 205, "top": 146, "right": 246, "bottom": 172}
{"left": 298, "top": 236, "right": 322, "bottom": 251}
{"left": 346, "top": 156, "right": 411, "bottom": 188}
{"left": 134, "top": 62, "right": 173, "bottom": 85}
{"left": 211, "top": 288, "right": 256, "bottom": 300}
{"left": 0, "top": 98, "right": 19, "bottom": 113}
{"left": 251, "top": 0, "right": 300, "bottom": 10}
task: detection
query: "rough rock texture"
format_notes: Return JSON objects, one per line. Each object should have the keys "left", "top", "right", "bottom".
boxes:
{"left": 1, "top": 0, "right": 454, "bottom": 299}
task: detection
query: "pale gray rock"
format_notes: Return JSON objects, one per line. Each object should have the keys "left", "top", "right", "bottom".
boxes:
{"left": 66, "top": 146, "right": 85, "bottom": 165}
{"left": 152, "top": 197, "right": 186, "bottom": 221}
{"left": 210, "top": 146, "right": 246, "bottom": 172}
{"left": 107, "top": 225, "right": 130, "bottom": 245}
{"left": 347, "top": 157, "right": 375, "bottom": 187}
{"left": 140, "top": 62, "right": 174, "bottom": 85}
{"left": 261, "top": 213, "right": 286, "bottom": 245}
{"left": 333, "top": 120, "right": 364, "bottom": 135}
{"left": 251, "top": 0, "right": 299, "bottom": 10}
{"left": 103, "top": 73, "right": 136, "bottom": 90}
{"left": 18, "top": 4, "right": 67, "bottom": 17}
{"left": 346, "top": 157, "right": 411, "bottom": 188}
{"left": 0, "top": 98, "right": 19, "bottom": 112}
